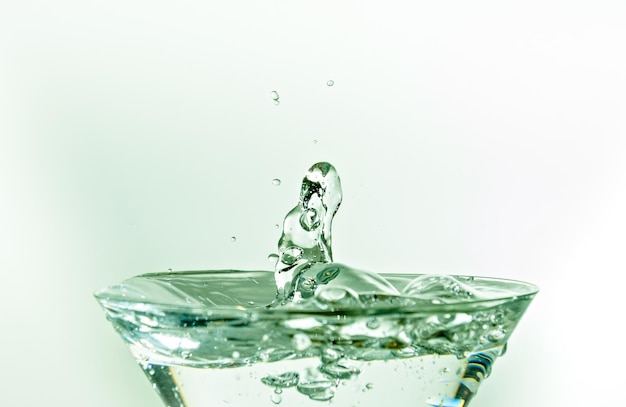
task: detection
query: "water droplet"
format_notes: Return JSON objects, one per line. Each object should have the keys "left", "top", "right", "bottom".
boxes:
{"left": 268, "top": 253, "right": 279, "bottom": 264}
{"left": 366, "top": 383, "right": 374, "bottom": 390}
{"left": 274, "top": 224, "right": 280, "bottom": 229}
{"left": 230, "top": 236, "right": 237, "bottom": 242}
{"left": 313, "top": 139, "right": 318, "bottom": 144}
{"left": 232, "top": 351, "right": 240, "bottom": 359}
{"left": 271, "top": 90, "right": 280, "bottom": 105}
{"left": 326, "top": 80, "right": 334, "bottom": 87}
{"left": 272, "top": 178, "right": 281, "bottom": 186}
{"left": 270, "top": 393, "right": 282, "bottom": 404}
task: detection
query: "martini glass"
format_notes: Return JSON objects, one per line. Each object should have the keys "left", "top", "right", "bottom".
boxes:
{"left": 95, "top": 269, "right": 537, "bottom": 407}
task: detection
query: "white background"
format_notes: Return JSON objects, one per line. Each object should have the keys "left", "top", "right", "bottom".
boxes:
{"left": 1, "top": 1, "right": 625, "bottom": 406}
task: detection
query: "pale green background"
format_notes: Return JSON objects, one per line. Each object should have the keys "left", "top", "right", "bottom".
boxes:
{"left": 1, "top": 1, "right": 625, "bottom": 406}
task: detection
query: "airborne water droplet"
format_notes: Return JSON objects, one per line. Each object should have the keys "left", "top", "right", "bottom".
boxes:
{"left": 272, "top": 178, "right": 281, "bottom": 186}
{"left": 271, "top": 90, "right": 280, "bottom": 105}
{"left": 230, "top": 236, "right": 237, "bottom": 242}
{"left": 268, "top": 253, "right": 279, "bottom": 263}
{"left": 270, "top": 393, "right": 282, "bottom": 404}
{"left": 326, "top": 80, "right": 334, "bottom": 87}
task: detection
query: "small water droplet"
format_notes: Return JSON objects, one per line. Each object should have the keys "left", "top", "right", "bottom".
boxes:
{"left": 366, "top": 383, "right": 374, "bottom": 390}
{"left": 326, "top": 80, "right": 334, "bottom": 87}
{"left": 232, "top": 351, "right": 240, "bottom": 359}
{"left": 271, "top": 90, "right": 280, "bottom": 105}
{"left": 268, "top": 253, "right": 279, "bottom": 264}
{"left": 272, "top": 178, "right": 281, "bottom": 186}
{"left": 230, "top": 236, "right": 237, "bottom": 242}
{"left": 274, "top": 224, "right": 280, "bottom": 229}
{"left": 270, "top": 393, "right": 282, "bottom": 404}
{"left": 313, "top": 139, "right": 318, "bottom": 144}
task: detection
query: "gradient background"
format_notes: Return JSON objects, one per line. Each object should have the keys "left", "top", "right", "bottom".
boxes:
{"left": 1, "top": 1, "right": 625, "bottom": 406}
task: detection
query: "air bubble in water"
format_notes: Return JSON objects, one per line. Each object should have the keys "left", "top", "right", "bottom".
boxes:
{"left": 366, "top": 318, "right": 380, "bottom": 329}
{"left": 272, "top": 179, "right": 281, "bottom": 186}
{"left": 326, "top": 80, "right": 334, "bottom": 87}
{"left": 319, "top": 362, "right": 361, "bottom": 379}
{"left": 316, "top": 287, "right": 358, "bottom": 304}
{"left": 401, "top": 275, "right": 480, "bottom": 303}
{"left": 299, "top": 208, "right": 321, "bottom": 231}
{"left": 261, "top": 372, "right": 300, "bottom": 388}
{"left": 297, "top": 381, "right": 336, "bottom": 400}
{"left": 280, "top": 246, "right": 303, "bottom": 266}
{"left": 292, "top": 333, "right": 312, "bottom": 351}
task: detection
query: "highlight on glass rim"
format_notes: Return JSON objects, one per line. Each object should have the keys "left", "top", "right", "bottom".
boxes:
{"left": 95, "top": 162, "right": 538, "bottom": 407}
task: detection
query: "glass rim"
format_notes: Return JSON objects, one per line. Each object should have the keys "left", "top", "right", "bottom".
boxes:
{"left": 94, "top": 269, "right": 539, "bottom": 317}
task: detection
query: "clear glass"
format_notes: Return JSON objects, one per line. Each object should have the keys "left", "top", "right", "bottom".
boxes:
{"left": 95, "top": 270, "right": 537, "bottom": 407}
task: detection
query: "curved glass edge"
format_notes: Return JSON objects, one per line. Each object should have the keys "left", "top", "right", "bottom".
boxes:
{"left": 94, "top": 269, "right": 538, "bottom": 316}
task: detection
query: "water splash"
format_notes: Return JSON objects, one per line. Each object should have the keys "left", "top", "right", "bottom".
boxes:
{"left": 274, "top": 162, "right": 342, "bottom": 301}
